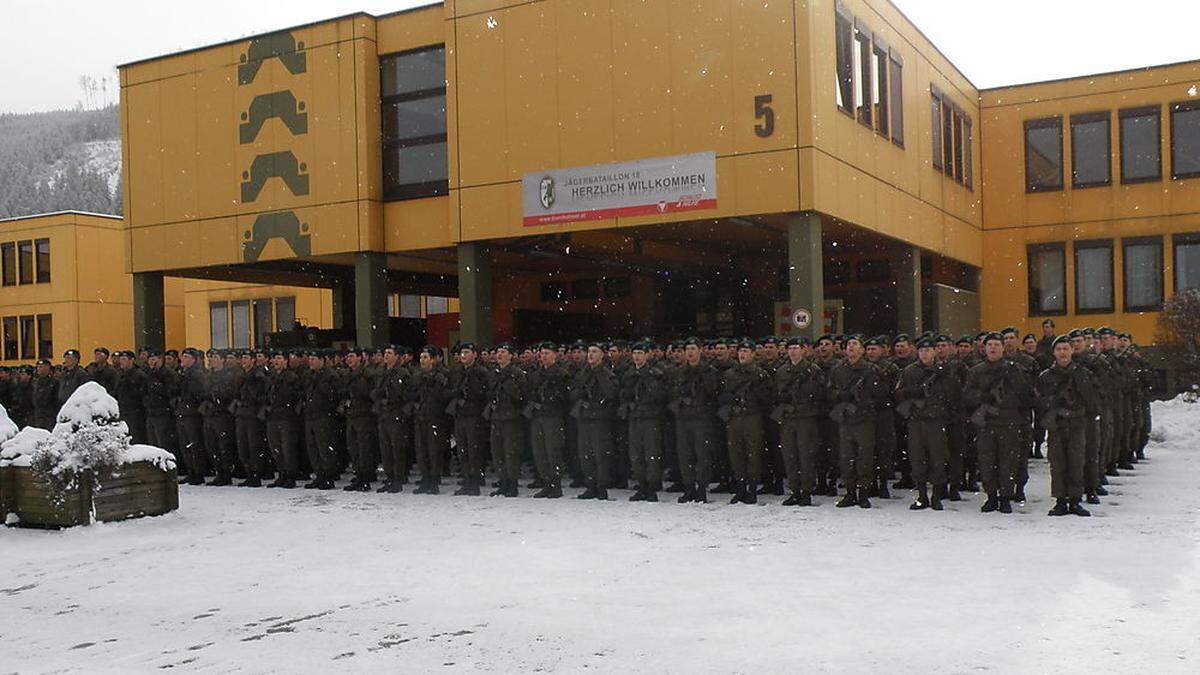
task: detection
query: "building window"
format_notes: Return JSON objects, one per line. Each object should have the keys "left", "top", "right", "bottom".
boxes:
{"left": 17, "top": 240, "right": 32, "bottom": 285}
{"left": 253, "top": 299, "right": 273, "bottom": 347}
{"left": 1025, "top": 116, "right": 1064, "bottom": 193}
{"left": 1170, "top": 101, "right": 1200, "bottom": 180}
{"left": 854, "top": 20, "right": 872, "bottom": 128}
{"left": 540, "top": 282, "right": 567, "bottom": 302}
{"left": 1120, "top": 106, "right": 1161, "bottom": 184}
{"left": 963, "top": 117, "right": 974, "bottom": 190}
{"left": 931, "top": 90, "right": 943, "bottom": 171}
{"left": 34, "top": 238, "right": 50, "bottom": 283}
{"left": 209, "top": 302, "right": 229, "bottom": 350}
{"left": 381, "top": 45, "right": 448, "bottom": 201}
{"left": 1175, "top": 233, "right": 1200, "bottom": 292}
{"left": 2, "top": 317, "right": 16, "bottom": 361}
{"left": 1, "top": 243, "right": 13, "bottom": 287}
{"left": 276, "top": 297, "right": 296, "bottom": 331}
{"left": 399, "top": 294, "right": 422, "bottom": 318}
{"left": 1028, "top": 243, "right": 1066, "bottom": 315}
{"left": 1122, "top": 236, "right": 1163, "bottom": 312}
{"left": 571, "top": 279, "right": 600, "bottom": 300}
{"left": 426, "top": 296, "right": 449, "bottom": 314}
{"left": 19, "top": 315, "right": 34, "bottom": 360}
{"left": 888, "top": 49, "right": 904, "bottom": 147}
{"left": 952, "top": 108, "right": 964, "bottom": 183}
{"left": 36, "top": 314, "right": 52, "bottom": 359}
{"left": 1074, "top": 240, "right": 1114, "bottom": 314}
{"left": 941, "top": 99, "right": 954, "bottom": 176}
{"left": 231, "top": 300, "right": 251, "bottom": 349}
{"left": 834, "top": 2, "right": 854, "bottom": 116}
{"left": 872, "top": 38, "right": 888, "bottom": 138}
{"left": 1071, "top": 112, "right": 1112, "bottom": 189}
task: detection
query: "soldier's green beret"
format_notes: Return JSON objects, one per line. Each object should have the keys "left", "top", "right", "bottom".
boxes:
{"left": 631, "top": 341, "right": 652, "bottom": 353}
{"left": 494, "top": 342, "right": 515, "bottom": 353}
{"left": 982, "top": 332, "right": 1004, "bottom": 343}
{"left": 539, "top": 341, "right": 557, "bottom": 351}
{"left": 936, "top": 334, "right": 952, "bottom": 344}
{"left": 1052, "top": 335, "right": 1072, "bottom": 348}
{"left": 1119, "top": 331, "right": 1132, "bottom": 340}
{"left": 63, "top": 349, "right": 80, "bottom": 358}
{"left": 570, "top": 340, "right": 586, "bottom": 350}
{"left": 974, "top": 332, "right": 988, "bottom": 340}
{"left": 166, "top": 349, "right": 179, "bottom": 357}
{"left": 1042, "top": 318, "right": 1056, "bottom": 327}
{"left": 785, "top": 336, "right": 808, "bottom": 347}
{"left": 1082, "top": 327, "right": 1095, "bottom": 336}
{"left": 956, "top": 335, "right": 973, "bottom": 346}
{"left": 1023, "top": 333, "right": 1036, "bottom": 342}
{"left": 420, "top": 345, "right": 441, "bottom": 359}
{"left": 94, "top": 347, "right": 110, "bottom": 356}
{"left": 1000, "top": 326, "right": 1019, "bottom": 336}
{"left": 1068, "top": 329, "right": 1084, "bottom": 339}
{"left": 1097, "top": 327, "right": 1115, "bottom": 336}
{"left": 735, "top": 340, "right": 754, "bottom": 351}
{"left": 892, "top": 333, "right": 910, "bottom": 345}
{"left": 915, "top": 337, "right": 937, "bottom": 349}
{"left": 36, "top": 358, "right": 50, "bottom": 366}
{"left": 844, "top": 333, "right": 866, "bottom": 346}
{"left": 864, "top": 336, "right": 884, "bottom": 347}
{"left": 816, "top": 334, "right": 834, "bottom": 344}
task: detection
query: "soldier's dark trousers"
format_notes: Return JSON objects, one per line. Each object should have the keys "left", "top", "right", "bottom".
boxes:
{"left": 178, "top": 414, "right": 207, "bottom": 480}
{"left": 235, "top": 416, "right": 265, "bottom": 478}
{"left": 376, "top": 416, "right": 408, "bottom": 483}
{"left": 203, "top": 413, "right": 236, "bottom": 479}
{"left": 348, "top": 415, "right": 381, "bottom": 481}
{"left": 1048, "top": 417, "right": 1087, "bottom": 500}
{"left": 454, "top": 414, "right": 487, "bottom": 484}
{"left": 266, "top": 417, "right": 301, "bottom": 479}
{"left": 907, "top": 419, "right": 948, "bottom": 486}
{"left": 627, "top": 417, "right": 664, "bottom": 489}
{"left": 1015, "top": 410, "right": 1033, "bottom": 493}
{"left": 530, "top": 415, "right": 566, "bottom": 487}
{"left": 305, "top": 417, "right": 338, "bottom": 482}
{"left": 947, "top": 420, "right": 966, "bottom": 488}
{"left": 124, "top": 409, "right": 147, "bottom": 446}
{"left": 662, "top": 413, "right": 680, "bottom": 483}
{"left": 414, "top": 418, "right": 448, "bottom": 481}
{"left": 490, "top": 418, "right": 526, "bottom": 485}
{"left": 577, "top": 418, "right": 613, "bottom": 487}
{"left": 146, "top": 414, "right": 177, "bottom": 456}
{"left": 1085, "top": 414, "right": 1102, "bottom": 491}
{"left": 726, "top": 414, "right": 764, "bottom": 482}
{"left": 818, "top": 417, "right": 839, "bottom": 482}
{"left": 976, "top": 424, "right": 1019, "bottom": 498}
{"left": 838, "top": 419, "right": 876, "bottom": 492}
{"left": 675, "top": 417, "right": 714, "bottom": 487}
{"left": 875, "top": 410, "right": 897, "bottom": 480}
{"left": 780, "top": 416, "right": 818, "bottom": 494}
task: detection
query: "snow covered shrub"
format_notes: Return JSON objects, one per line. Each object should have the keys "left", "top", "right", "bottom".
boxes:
{"left": 30, "top": 382, "right": 132, "bottom": 502}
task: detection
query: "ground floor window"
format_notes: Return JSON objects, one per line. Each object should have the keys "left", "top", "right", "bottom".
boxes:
{"left": 1074, "top": 240, "right": 1114, "bottom": 313}
{"left": 1175, "top": 233, "right": 1200, "bottom": 292}
{"left": 1123, "top": 236, "right": 1163, "bottom": 311}
{"left": 1028, "top": 243, "right": 1067, "bottom": 315}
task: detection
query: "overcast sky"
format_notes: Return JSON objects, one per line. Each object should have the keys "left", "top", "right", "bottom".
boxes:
{"left": 2, "top": 0, "right": 1198, "bottom": 113}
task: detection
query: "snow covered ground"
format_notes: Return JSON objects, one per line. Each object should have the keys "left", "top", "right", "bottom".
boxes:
{"left": 3, "top": 399, "right": 1199, "bottom": 673}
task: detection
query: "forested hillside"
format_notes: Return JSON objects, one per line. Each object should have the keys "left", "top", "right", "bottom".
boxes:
{"left": 0, "top": 105, "right": 121, "bottom": 219}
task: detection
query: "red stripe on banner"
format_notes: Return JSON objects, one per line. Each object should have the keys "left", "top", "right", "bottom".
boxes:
{"left": 523, "top": 199, "right": 718, "bottom": 226}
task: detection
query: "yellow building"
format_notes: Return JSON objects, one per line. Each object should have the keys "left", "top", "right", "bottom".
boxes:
{"left": 112, "top": 0, "right": 1200, "bottom": 348}
{"left": 0, "top": 211, "right": 185, "bottom": 363}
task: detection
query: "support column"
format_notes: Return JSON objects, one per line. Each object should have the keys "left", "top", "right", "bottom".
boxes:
{"left": 331, "top": 275, "right": 356, "bottom": 330}
{"left": 354, "top": 252, "right": 389, "bottom": 347}
{"left": 787, "top": 212, "right": 824, "bottom": 340}
{"left": 132, "top": 271, "right": 165, "bottom": 351}
{"left": 896, "top": 244, "right": 923, "bottom": 336}
{"left": 457, "top": 242, "right": 493, "bottom": 347}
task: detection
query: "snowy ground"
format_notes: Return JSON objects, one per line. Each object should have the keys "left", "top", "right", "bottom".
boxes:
{"left": 4, "top": 400, "right": 1199, "bottom": 673}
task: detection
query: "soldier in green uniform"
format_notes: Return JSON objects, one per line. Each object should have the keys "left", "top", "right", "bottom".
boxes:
{"left": 526, "top": 342, "right": 571, "bottom": 499}
{"left": 56, "top": 349, "right": 91, "bottom": 406}
{"left": 620, "top": 341, "right": 668, "bottom": 502}
{"left": 114, "top": 350, "right": 149, "bottom": 445}
{"left": 303, "top": 351, "right": 341, "bottom": 490}
{"left": 265, "top": 352, "right": 303, "bottom": 489}
{"left": 865, "top": 336, "right": 899, "bottom": 498}
{"left": 1069, "top": 329, "right": 1111, "bottom": 500}
{"left": 829, "top": 334, "right": 885, "bottom": 509}
{"left": 773, "top": 337, "right": 825, "bottom": 506}
{"left": 669, "top": 337, "right": 721, "bottom": 503}
{"left": 895, "top": 337, "right": 959, "bottom": 510}
{"left": 174, "top": 348, "right": 209, "bottom": 486}
{"left": 86, "top": 347, "right": 119, "bottom": 394}
{"left": 1037, "top": 335, "right": 1096, "bottom": 517}
{"left": 1001, "top": 327, "right": 1039, "bottom": 502}
{"left": 343, "top": 348, "right": 382, "bottom": 492}
{"left": 572, "top": 342, "right": 619, "bottom": 500}
{"left": 201, "top": 348, "right": 239, "bottom": 486}
{"left": 412, "top": 346, "right": 452, "bottom": 494}
{"left": 488, "top": 343, "right": 527, "bottom": 498}
{"left": 31, "top": 358, "right": 57, "bottom": 430}
{"left": 719, "top": 340, "right": 772, "bottom": 504}
{"left": 812, "top": 334, "right": 841, "bottom": 496}
{"left": 449, "top": 343, "right": 493, "bottom": 496}
{"left": 964, "top": 333, "right": 1034, "bottom": 514}
{"left": 233, "top": 350, "right": 269, "bottom": 487}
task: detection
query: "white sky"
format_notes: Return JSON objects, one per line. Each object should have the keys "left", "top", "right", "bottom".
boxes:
{"left": 2, "top": 0, "right": 1198, "bottom": 114}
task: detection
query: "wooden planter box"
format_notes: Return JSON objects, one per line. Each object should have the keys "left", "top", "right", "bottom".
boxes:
{"left": 0, "top": 461, "right": 178, "bottom": 529}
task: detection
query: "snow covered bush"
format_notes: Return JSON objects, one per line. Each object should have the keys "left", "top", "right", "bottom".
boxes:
{"left": 29, "top": 382, "right": 134, "bottom": 501}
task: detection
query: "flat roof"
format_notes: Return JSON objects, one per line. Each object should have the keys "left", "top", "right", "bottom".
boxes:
{"left": 981, "top": 56, "right": 1200, "bottom": 92}
{"left": 0, "top": 211, "right": 123, "bottom": 224}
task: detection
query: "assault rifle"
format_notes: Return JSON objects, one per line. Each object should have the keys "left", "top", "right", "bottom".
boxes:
{"left": 829, "top": 375, "right": 865, "bottom": 425}
{"left": 970, "top": 365, "right": 1013, "bottom": 428}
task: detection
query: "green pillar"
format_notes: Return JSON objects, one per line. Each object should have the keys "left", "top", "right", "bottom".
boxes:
{"left": 896, "top": 244, "right": 923, "bottom": 336}
{"left": 457, "top": 242, "right": 493, "bottom": 346}
{"left": 788, "top": 212, "right": 824, "bottom": 340}
{"left": 132, "top": 271, "right": 166, "bottom": 351}
{"left": 331, "top": 275, "right": 355, "bottom": 330}
{"left": 354, "top": 252, "right": 388, "bottom": 347}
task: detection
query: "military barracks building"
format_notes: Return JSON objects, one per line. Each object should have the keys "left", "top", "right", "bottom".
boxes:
{"left": 55, "top": 0, "right": 1200, "bottom": 353}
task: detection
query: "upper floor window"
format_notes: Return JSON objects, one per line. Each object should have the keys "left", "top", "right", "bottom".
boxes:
{"left": 1025, "top": 116, "right": 1064, "bottom": 193}
{"left": 381, "top": 45, "right": 448, "bottom": 201}
{"left": 930, "top": 87, "right": 971, "bottom": 190}
{"left": 834, "top": 4, "right": 854, "bottom": 116}
{"left": 1070, "top": 112, "right": 1111, "bottom": 189}
{"left": 1, "top": 243, "right": 14, "bottom": 287}
{"left": 1170, "top": 101, "right": 1200, "bottom": 180}
{"left": 833, "top": 2, "right": 903, "bottom": 145}
{"left": 1119, "top": 106, "right": 1161, "bottom": 184}
{"left": 34, "top": 238, "right": 50, "bottom": 283}
{"left": 17, "top": 240, "right": 33, "bottom": 285}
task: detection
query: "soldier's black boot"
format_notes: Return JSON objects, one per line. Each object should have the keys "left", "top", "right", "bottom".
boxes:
{"left": 909, "top": 484, "right": 929, "bottom": 510}
{"left": 375, "top": 480, "right": 392, "bottom": 493}
{"left": 1098, "top": 473, "right": 1109, "bottom": 485}
{"left": 692, "top": 483, "right": 708, "bottom": 503}
{"left": 1068, "top": 499, "right": 1091, "bottom": 517}
{"left": 781, "top": 492, "right": 801, "bottom": 506}
{"left": 1085, "top": 492, "right": 1100, "bottom": 505}
{"left": 742, "top": 481, "right": 758, "bottom": 504}
{"left": 1013, "top": 489, "right": 1027, "bottom": 503}
{"left": 527, "top": 477, "right": 545, "bottom": 489}
{"left": 676, "top": 486, "right": 694, "bottom": 503}
{"left": 454, "top": 479, "right": 481, "bottom": 496}
{"left": 857, "top": 489, "right": 871, "bottom": 509}
{"left": 629, "top": 486, "right": 645, "bottom": 502}
{"left": 544, "top": 483, "right": 562, "bottom": 498}
{"left": 729, "top": 482, "right": 744, "bottom": 505}
{"left": 836, "top": 488, "right": 857, "bottom": 508}
{"left": 712, "top": 479, "right": 733, "bottom": 494}
{"left": 1105, "top": 463, "right": 1120, "bottom": 477}
{"left": 929, "top": 485, "right": 944, "bottom": 511}
{"left": 877, "top": 478, "right": 891, "bottom": 499}
{"left": 643, "top": 489, "right": 658, "bottom": 502}
{"left": 504, "top": 480, "right": 519, "bottom": 498}
{"left": 577, "top": 481, "right": 598, "bottom": 500}
{"left": 1118, "top": 460, "right": 1135, "bottom": 471}
{"left": 1095, "top": 485, "right": 1108, "bottom": 496}
{"left": 981, "top": 494, "right": 999, "bottom": 513}
{"left": 238, "top": 476, "right": 262, "bottom": 487}
{"left": 304, "top": 478, "right": 321, "bottom": 489}
{"left": 594, "top": 486, "right": 609, "bottom": 500}
{"left": 1048, "top": 498, "right": 1070, "bottom": 516}
{"left": 489, "top": 482, "right": 506, "bottom": 497}
{"left": 998, "top": 497, "right": 1013, "bottom": 514}
{"left": 208, "top": 473, "right": 233, "bottom": 487}
{"left": 946, "top": 483, "right": 962, "bottom": 502}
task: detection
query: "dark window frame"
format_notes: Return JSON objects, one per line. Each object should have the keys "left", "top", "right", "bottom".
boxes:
{"left": 872, "top": 35, "right": 889, "bottom": 139}
{"left": 963, "top": 116, "right": 974, "bottom": 190}
{"left": 1027, "top": 242, "right": 1067, "bottom": 316}
{"left": 854, "top": 19, "right": 873, "bottom": 129}
{"left": 1070, "top": 111, "right": 1112, "bottom": 189}
{"left": 951, "top": 106, "right": 964, "bottom": 183}
{"left": 16, "top": 239, "right": 32, "bottom": 285}
{"left": 1024, "top": 116, "right": 1065, "bottom": 193}
{"left": 1170, "top": 100, "right": 1200, "bottom": 180}
{"left": 834, "top": 1, "right": 854, "bottom": 117}
{"left": 941, "top": 99, "right": 954, "bottom": 176}
{"left": 36, "top": 314, "right": 52, "bottom": 359}
{"left": 1174, "top": 232, "right": 1200, "bottom": 293}
{"left": 888, "top": 48, "right": 904, "bottom": 148}
{"left": 1121, "top": 235, "right": 1164, "bottom": 312}
{"left": 2, "top": 317, "right": 17, "bottom": 361}
{"left": 930, "top": 88, "right": 943, "bottom": 172}
{"left": 34, "top": 237, "right": 50, "bottom": 283}
{"left": 1119, "top": 105, "right": 1162, "bottom": 184}
{"left": 1, "top": 242, "right": 14, "bottom": 287}
{"left": 19, "top": 315, "right": 34, "bottom": 360}
{"left": 381, "top": 44, "right": 449, "bottom": 201}
{"left": 1073, "top": 239, "right": 1115, "bottom": 315}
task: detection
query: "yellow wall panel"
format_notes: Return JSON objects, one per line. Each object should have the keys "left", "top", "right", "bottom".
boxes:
{"left": 377, "top": 7, "right": 443, "bottom": 53}
{"left": 384, "top": 196, "right": 454, "bottom": 251}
